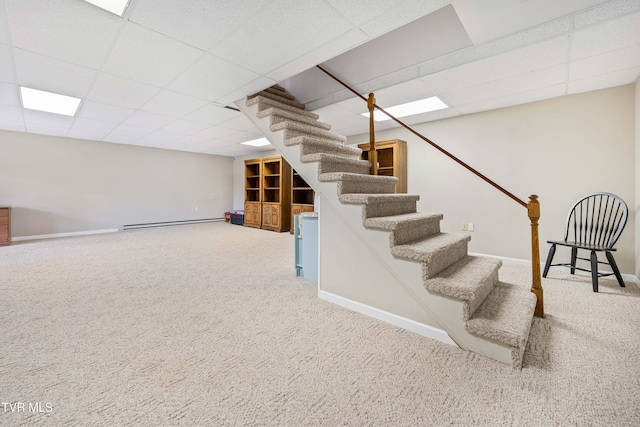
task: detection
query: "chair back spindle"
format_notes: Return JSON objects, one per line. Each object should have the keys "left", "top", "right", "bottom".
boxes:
{"left": 564, "top": 193, "right": 627, "bottom": 249}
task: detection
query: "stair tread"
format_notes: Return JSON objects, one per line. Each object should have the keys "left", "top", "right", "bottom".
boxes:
{"left": 296, "top": 137, "right": 362, "bottom": 154}
{"left": 303, "top": 152, "right": 369, "bottom": 165}
{"left": 466, "top": 281, "right": 536, "bottom": 348}
{"left": 264, "top": 87, "right": 295, "bottom": 100}
{"left": 258, "top": 107, "right": 332, "bottom": 130}
{"left": 273, "top": 121, "right": 347, "bottom": 142}
{"left": 425, "top": 256, "right": 501, "bottom": 301}
{"left": 364, "top": 212, "right": 443, "bottom": 231}
{"left": 319, "top": 172, "right": 397, "bottom": 183}
{"left": 391, "top": 232, "right": 471, "bottom": 261}
{"left": 246, "top": 95, "right": 314, "bottom": 117}
{"left": 247, "top": 92, "right": 306, "bottom": 110}
{"left": 339, "top": 193, "right": 420, "bottom": 205}
{"left": 271, "top": 84, "right": 287, "bottom": 92}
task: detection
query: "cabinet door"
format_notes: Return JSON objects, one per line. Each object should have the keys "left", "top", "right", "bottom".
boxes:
{"left": 262, "top": 204, "right": 271, "bottom": 228}
{"left": 244, "top": 203, "right": 261, "bottom": 228}
{"left": 269, "top": 204, "right": 281, "bottom": 229}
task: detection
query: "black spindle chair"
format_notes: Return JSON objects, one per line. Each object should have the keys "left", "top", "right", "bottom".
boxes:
{"left": 543, "top": 192, "right": 628, "bottom": 292}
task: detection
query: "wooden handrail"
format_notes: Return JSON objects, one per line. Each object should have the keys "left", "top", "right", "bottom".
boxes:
{"left": 316, "top": 64, "right": 544, "bottom": 317}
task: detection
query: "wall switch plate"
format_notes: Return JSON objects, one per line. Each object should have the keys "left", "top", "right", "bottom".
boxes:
{"left": 468, "top": 222, "right": 474, "bottom": 231}
{"left": 462, "top": 223, "right": 468, "bottom": 231}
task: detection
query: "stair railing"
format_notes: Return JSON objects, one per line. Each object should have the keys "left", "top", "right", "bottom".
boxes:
{"left": 317, "top": 65, "right": 544, "bottom": 318}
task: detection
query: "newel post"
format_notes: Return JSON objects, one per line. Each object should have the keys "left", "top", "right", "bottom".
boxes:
{"left": 367, "top": 92, "right": 378, "bottom": 176}
{"left": 528, "top": 195, "right": 544, "bottom": 318}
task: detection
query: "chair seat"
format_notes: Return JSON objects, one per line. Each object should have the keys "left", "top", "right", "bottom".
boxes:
{"left": 546, "top": 240, "right": 617, "bottom": 252}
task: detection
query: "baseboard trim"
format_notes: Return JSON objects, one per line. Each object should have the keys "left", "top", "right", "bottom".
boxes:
{"left": 11, "top": 228, "right": 120, "bottom": 242}
{"left": 318, "top": 290, "right": 457, "bottom": 347}
{"left": 122, "top": 218, "right": 223, "bottom": 230}
{"left": 468, "top": 251, "right": 639, "bottom": 287}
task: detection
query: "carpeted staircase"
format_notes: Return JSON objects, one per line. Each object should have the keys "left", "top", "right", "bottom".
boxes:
{"left": 242, "top": 85, "right": 537, "bottom": 368}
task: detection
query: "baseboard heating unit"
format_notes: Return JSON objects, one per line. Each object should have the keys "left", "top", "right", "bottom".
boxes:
{"left": 122, "top": 218, "right": 223, "bottom": 231}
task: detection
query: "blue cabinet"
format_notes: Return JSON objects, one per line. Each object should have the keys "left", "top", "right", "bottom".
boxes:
{"left": 294, "top": 213, "right": 318, "bottom": 283}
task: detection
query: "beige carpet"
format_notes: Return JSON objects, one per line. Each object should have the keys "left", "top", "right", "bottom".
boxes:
{"left": 1, "top": 222, "right": 639, "bottom": 426}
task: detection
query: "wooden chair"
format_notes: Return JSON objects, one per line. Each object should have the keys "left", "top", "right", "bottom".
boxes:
{"left": 543, "top": 192, "right": 628, "bottom": 292}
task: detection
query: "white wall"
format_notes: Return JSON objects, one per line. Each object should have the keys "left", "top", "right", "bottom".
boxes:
{"left": 0, "top": 130, "right": 233, "bottom": 237}
{"left": 232, "top": 149, "right": 279, "bottom": 211}
{"left": 347, "top": 85, "right": 636, "bottom": 275}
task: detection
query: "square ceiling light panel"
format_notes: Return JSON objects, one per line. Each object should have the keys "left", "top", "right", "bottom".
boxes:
{"left": 241, "top": 138, "right": 271, "bottom": 147}
{"left": 20, "top": 86, "right": 82, "bottom": 116}
{"left": 84, "top": 0, "right": 131, "bottom": 16}
{"left": 362, "top": 96, "right": 448, "bottom": 122}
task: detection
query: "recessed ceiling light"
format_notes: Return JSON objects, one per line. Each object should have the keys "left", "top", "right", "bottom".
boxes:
{"left": 241, "top": 138, "right": 271, "bottom": 147}
{"left": 362, "top": 96, "right": 448, "bottom": 122}
{"left": 83, "top": 0, "right": 131, "bottom": 16}
{"left": 20, "top": 87, "right": 82, "bottom": 117}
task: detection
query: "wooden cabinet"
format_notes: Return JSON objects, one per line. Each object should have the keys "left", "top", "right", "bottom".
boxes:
{"left": 243, "top": 155, "right": 292, "bottom": 232}
{"left": 358, "top": 139, "right": 407, "bottom": 193}
{"left": 290, "top": 170, "right": 315, "bottom": 233}
{"left": 0, "top": 206, "right": 10, "bottom": 246}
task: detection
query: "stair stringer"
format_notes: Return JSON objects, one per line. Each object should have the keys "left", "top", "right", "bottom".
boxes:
{"left": 237, "top": 98, "right": 514, "bottom": 365}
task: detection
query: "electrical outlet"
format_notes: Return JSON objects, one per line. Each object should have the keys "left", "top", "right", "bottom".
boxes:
{"left": 462, "top": 223, "right": 468, "bottom": 231}
{"left": 468, "top": 222, "right": 474, "bottom": 231}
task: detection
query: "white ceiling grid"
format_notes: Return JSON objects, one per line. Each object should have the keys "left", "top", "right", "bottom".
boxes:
{"left": 0, "top": 0, "right": 638, "bottom": 156}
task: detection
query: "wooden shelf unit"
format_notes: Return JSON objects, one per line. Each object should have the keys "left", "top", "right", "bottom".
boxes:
{"left": 244, "top": 159, "right": 262, "bottom": 228}
{"left": 261, "top": 156, "right": 291, "bottom": 232}
{"left": 0, "top": 206, "right": 10, "bottom": 247}
{"left": 290, "top": 170, "right": 315, "bottom": 233}
{"left": 358, "top": 139, "right": 407, "bottom": 193}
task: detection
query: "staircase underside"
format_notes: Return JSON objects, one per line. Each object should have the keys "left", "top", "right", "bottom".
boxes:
{"left": 239, "top": 85, "right": 536, "bottom": 368}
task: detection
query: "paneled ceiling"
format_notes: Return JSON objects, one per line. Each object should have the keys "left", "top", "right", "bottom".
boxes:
{"left": 0, "top": 0, "right": 638, "bottom": 157}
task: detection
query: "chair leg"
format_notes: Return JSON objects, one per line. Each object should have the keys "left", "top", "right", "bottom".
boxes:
{"left": 590, "top": 250, "right": 599, "bottom": 292}
{"left": 570, "top": 247, "right": 578, "bottom": 274}
{"left": 605, "top": 251, "right": 626, "bottom": 288}
{"left": 543, "top": 244, "right": 556, "bottom": 278}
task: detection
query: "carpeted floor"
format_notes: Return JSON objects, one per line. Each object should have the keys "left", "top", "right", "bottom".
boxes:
{"left": 1, "top": 222, "right": 638, "bottom": 426}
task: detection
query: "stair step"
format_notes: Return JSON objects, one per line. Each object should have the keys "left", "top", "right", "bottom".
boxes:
{"left": 272, "top": 121, "right": 347, "bottom": 143}
{"left": 264, "top": 87, "right": 295, "bottom": 100}
{"left": 465, "top": 281, "right": 536, "bottom": 367}
{"left": 425, "top": 256, "right": 501, "bottom": 320}
{"left": 258, "top": 107, "right": 332, "bottom": 130}
{"left": 294, "top": 136, "right": 362, "bottom": 159}
{"left": 270, "top": 84, "right": 287, "bottom": 93}
{"left": 391, "top": 233, "right": 471, "bottom": 279}
{"left": 248, "top": 91, "right": 305, "bottom": 110}
{"left": 339, "top": 193, "right": 420, "bottom": 218}
{"left": 364, "top": 212, "right": 443, "bottom": 245}
{"left": 319, "top": 173, "right": 398, "bottom": 195}
{"left": 305, "top": 154, "right": 370, "bottom": 175}
{"left": 247, "top": 96, "right": 317, "bottom": 118}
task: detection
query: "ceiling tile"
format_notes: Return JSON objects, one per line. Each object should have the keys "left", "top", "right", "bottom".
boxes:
{"left": 183, "top": 104, "right": 241, "bottom": 126}
{"left": 171, "top": 135, "right": 211, "bottom": 146}
{"left": 569, "top": 44, "right": 640, "bottom": 81}
{"left": 455, "top": 84, "right": 566, "bottom": 115}
{"left": 215, "top": 76, "right": 279, "bottom": 106}
{"left": 324, "top": 0, "right": 399, "bottom": 26}
{"left": 160, "top": 119, "right": 210, "bottom": 134}
{"left": 0, "top": 119, "right": 25, "bottom": 132}
{"left": 23, "top": 109, "right": 74, "bottom": 127}
{"left": 13, "top": 48, "right": 97, "bottom": 98}
{"left": 103, "top": 23, "right": 203, "bottom": 87}
{"left": 168, "top": 53, "right": 260, "bottom": 101}
{"left": 108, "top": 124, "right": 153, "bottom": 139}
{"left": 140, "top": 89, "right": 208, "bottom": 117}
{"left": 438, "top": 64, "right": 567, "bottom": 106}
{"left": 134, "top": 130, "right": 184, "bottom": 147}
{"left": 0, "top": 82, "right": 20, "bottom": 106}
{"left": 195, "top": 126, "right": 238, "bottom": 139}
{"left": 130, "top": 0, "right": 271, "bottom": 51}
{"left": 103, "top": 134, "right": 139, "bottom": 145}
{"left": 568, "top": 66, "right": 640, "bottom": 94}
{"left": 25, "top": 123, "right": 69, "bottom": 137}
{"left": 0, "top": 104, "right": 23, "bottom": 121}
{"left": 311, "top": 104, "right": 354, "bottom": 121}
{"left": 0, "top": 6, "right": 9, "bottom": 46}
{"left": 574, "top": 0, "right": 640, "bottom": 28}
{"left": 4, "top": 0, "right": 122, "bottom": 69}
{"left": 0, "top": 44, "right": 14, "bottom": 84}
{"left": 71, "top": 117, "right": 118, "bottom": 133}
{"left": 371, "top": 79, "right": 435, "bottom": 108}
{"left": 87, "top": 73, "right": 161, "bottom": 109}
{"left": 68, "top": 129, "right": 110, "bottom": 141}
{"left": 217, "top": 115, "right": 259, "bottom": 132}
{"left": 211, "top": 0, "right": 353, "bottom": 74}
{"left": 76, "top": 100, "right": 135, "bottom": 123}
{"left": 421, "top": 37, "right": 569, "bottom": 93}
{"left": 219, "top": 131, "right": 262, "bottom": 144}
{"left": 384, "top": 107, "right": 460, "bottom": 127}
{"left": 359, "top": 0, "right": 450, "bottom": 38}
{"left": 122, "top": 110, "right": 176, "bottom": 129}
{"left": 571, "top": 11, "right": 640, "bottom": 60}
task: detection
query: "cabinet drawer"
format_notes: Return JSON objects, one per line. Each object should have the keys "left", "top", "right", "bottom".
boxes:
{"left": 0, "top": 224, "right": 8, "bottom": 236}
{"left": 0, "top": 209, "right": 8, "bottom": 218}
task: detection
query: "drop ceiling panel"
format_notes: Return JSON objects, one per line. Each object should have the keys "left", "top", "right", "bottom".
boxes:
{"left": 311, "top": 104, "right": 354, "bottom": 122}
{"left": 439, "top": 64, "right": 567, "bottom": 106}
{"left": 569, "top": 44, "right": 640, "bottom": 81}
{"left": 134, "top": 130, "right": 183, "bottom": 146}
{"left": 68, "top": 129, "right": 109, "bottom": 141}
{"left": 168, "top": 53, "right": 260, "bottom": 101}
{"left": 570, "top": 11, "right": 640, "bottom": 60}
{"left": 358, "top": 0, "right": 451, "bottom": 38}
{"left": 372, "top": 79, "right": 436, "bottom": 108}
{"left": 194, "top": 126, "right": 238, "bottom": 139}
{"left": 421, "top": 37, "right": 568, "bottom": 93}
{"left": 216, "top": 76, "right": 279, "bottom": 106}
{"left": 183, "top": 104, "right": 241, "bottom": 126}
{"left": 568, "top": 67, "right": 640, "bottom": 94}
{"left": 121, "top": 110, "right": 176, "bottom": 129}
{"left": 87, "top": 73, "right": 161, "bottom": 109}
{"left": 0, "top": 7, "right": 9, "bottom": 45}
{"left": 109, "top": 124, "right": 152, "bottom": 139}
{"left": 103, "top": 134, "right": 139, "bottom": 145}
{"left": 0, "top": 119, "right": 25, "bottom": 132}
{"left": 211, "top": 0, "right": 353, "bottom": 75}
{"left": 4, "top": 0, "right": 122, "bottom": 69}
{"left": 102, "top": 23, "right": 203, "bottom": 87}
{"left": 455, "top": 84, "right": 566, "bottom": 115}
{"left": 25, "top": 123, "right": 68, "bottom": 137}
{"left": 129, "top": 0, "right": 272, "bottom": 51}
{"left": 23, "top": 109, "right": 74, "bottom": 127}
{"left": 13, "top": 49, "right": 97, "bottom": 99}
{"left": 71, "top": 117, "right": 118, "bottom": 133}
{"left": 76, "top": 100, "right": 135, "bottom": 123}
{"left": 452, "top": 0, "right": 609, "bottom": 45}
{"left": 140, "top": 90, "right": 208, "bottom": 117}
{"left": 0, "top": 82, "right": 20, "bottom": 106}
{"left": 386, "top": 107, "right": 461, "bottom": 127}
{"left": 282, "top": 67, "right": 346, "bottom": 105}
{"left": 0, "top": 104, "right": 22, "bottom": 121}
{"left": 323, "top": 5, "right": 472, "bottom": 86}
{"left": 160, "top": 119, "right": 210, "bottom": 134}
{"left": 218, "top": 115, "right": 260, "bottom": 132}
{"left": 0, "top": 44, "right": 14, "bottom": 83}
{"left": 170, "top": 135, "right": 211, "bottom": 146}
{"left": 219, "top": 131, "right": 262, "bottom": 144}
